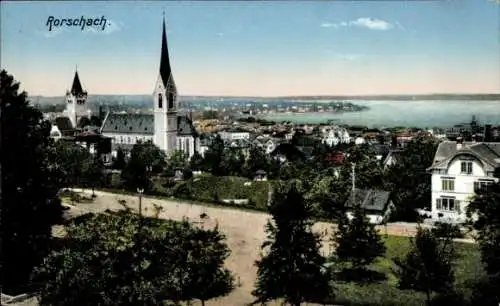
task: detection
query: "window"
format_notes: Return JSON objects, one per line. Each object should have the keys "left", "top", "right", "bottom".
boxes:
{"left": 436, "top": 198, "right": 460, "bottom": 212}
{"left": 128, "top": 137, "right": 131, "bottom": 143}
{"left": 441, "top": 178, "right": 455, "bottom": 191}
{"left": 460, "top": 161, "right": 473, "bottom": 174}
{"left": 158, "top": 94, "right": 163, "bottom": 109}
{"left": 474, "top": 180, "right": 494, "bottom": 192}
{"left": 168, "top": 92, "right": 174, "bottom": 109}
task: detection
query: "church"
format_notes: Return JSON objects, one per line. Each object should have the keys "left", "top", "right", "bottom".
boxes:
{"left": 99, "top": 16, "right": 199, "bottom": 159}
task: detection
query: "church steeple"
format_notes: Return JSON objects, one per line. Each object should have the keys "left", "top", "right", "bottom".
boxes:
{"left": 159, "top": 13, "right": 175, "bottom": 89}
{"left": 70, "top": 69, "right": 86, "bottom": 96}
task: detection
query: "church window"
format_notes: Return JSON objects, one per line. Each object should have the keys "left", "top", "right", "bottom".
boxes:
{"left": 128, "top": 137, "right": 131, "bottom": 143}
{"left": 168, "top": 93, "right": 174, "bottom": 109}
{"left": 158, "top": 93, "right": 163, "bottom": 108}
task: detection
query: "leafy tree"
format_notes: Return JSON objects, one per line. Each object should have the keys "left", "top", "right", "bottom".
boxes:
{"left": 32, "top": 211, "right": 235, "bottom": 306}
{"left": 121, "top": 141, "right": 166, "bottom": 192}
{"left": 189, "top": 151, "right": 204, "bottom": 171}
{"left": 253, "top": 181, "right": 332, "bottom": 306}
{"left": 394, "top": 226, "right": 455, "bottom": 306}
{"left": 332, "top": 204, "right": 386, "bottom": 272}
{"left": 202, "top": 135, "right": 225, "bottom": 175}
{"left": 1, "top": 70, "right": 64, "bottom": 294}
{"left": 53, "top": 140, "right": 94, "bottom": 188}
{"left": 85, "top": 156, "right": 105, "bottom": 196}
{"left": 384, "top": 138, "right": 438, "bottom": 221}
{"left": 164, "top": 150, "right": 189, "bottom": 176}
{"left": 112, "top": 147, "right": 127, "bottom": 170}
{"left": 466, "top": 173, "right": 500, "bottom": 303}
{"left": 221, "top": 148, "right": 246, "bottom": 176}
{"left": 244, "top": 146, "right": 271, "bottom": 178}
{"left": 89, "top": 115, "right": 103, "bottom": 127}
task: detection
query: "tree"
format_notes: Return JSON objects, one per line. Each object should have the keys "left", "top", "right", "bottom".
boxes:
{"left": 384, "top": 137, "right": 438, "bottom": 221}
{"left": 1, "top": 70, "right": 64, "bottom": 294}
{"left": 182, "top": 225, "right": 235, "bottom": 306}
{"left": 221, "top": 148, "right": 245, "bottom": 176}
{"left": 53, "top": 140, "right": 94, "bottom": 188}
{"left": 112, "top": 147, "right": 126, "bottom": 170}
{"left": 394, "top": 226, "right": 455, "bottom": 306}
{"left": 164, "top": 150, "right": 189, "bottom": 176}
{"left": 121, "top": 141, "right": 166, "bottom": 192}
{"left": 32, "top": 211, "right": 235, "bottom": 306}
{"left": 466, "top": 173, "right": 500, "bottom": 303}
{"left": 253, "top": 181, "right": 332, "bottom": 306}
{"left": 244, "top": 146, "right": 271, "bottom": 178}
{"left": 202, "top": 135, "right": 225, "bottom": 175}
{"left": 85, "top": 156, "right": 105, "bottom": 196}
{"left": 189, "top": 151, "right": 204, "bottom": 171}
{"left": 332, "top": 204, "right": 386, "bottom": 273}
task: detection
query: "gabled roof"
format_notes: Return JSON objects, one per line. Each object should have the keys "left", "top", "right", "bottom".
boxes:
{"left": 177, "top": 115, "right": 198, "bottom": 137}
{"left": 70, "top": 71, "right": 86, "bottom": 96}
{"left": 345, "top": 189, "right": 392, "bottom": 212}
{"left": 428, "top": 141, "right": 500, "bottom": 171}
{"left": 101, "top": 114, "right": 155, "bottom": 135}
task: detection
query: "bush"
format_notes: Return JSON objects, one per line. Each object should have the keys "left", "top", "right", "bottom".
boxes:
{"left": 432, "top": 222, "right": 464, "bottom": 239}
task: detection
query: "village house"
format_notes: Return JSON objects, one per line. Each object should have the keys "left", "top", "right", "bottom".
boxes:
{"left": 345, "top": 189, "right": 395, "bottom": 225}
{"left": 427, "top": 138, "right": 500, "bottom": 223}
{"left": 321, "top": 126, "right": 351, "bottom": 147}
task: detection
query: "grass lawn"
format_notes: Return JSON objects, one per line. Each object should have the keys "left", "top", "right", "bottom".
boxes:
{"left": 174, "top": 174, "right": 270, "bottom": 208}
{"left": 331, "top": 235, "right": 484, "bottom": 306}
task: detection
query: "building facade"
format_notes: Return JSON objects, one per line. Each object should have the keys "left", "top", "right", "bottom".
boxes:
{"left": 427, "top": 140, "right": 500, "bottom": 223}
{"left": 100, "top": 16, "right": 199, "bottom": 159}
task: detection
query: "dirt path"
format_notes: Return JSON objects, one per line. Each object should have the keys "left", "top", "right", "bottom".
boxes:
{"left": 52, "top": 190, "right": 474, "bottom": 306}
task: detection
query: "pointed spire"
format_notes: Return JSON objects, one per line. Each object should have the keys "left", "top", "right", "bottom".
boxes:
{"left": 71, "top": 68, "right": 85, "bottom": 96}
{"left": 159, "top": 13, "right": 174, "bottom": 88}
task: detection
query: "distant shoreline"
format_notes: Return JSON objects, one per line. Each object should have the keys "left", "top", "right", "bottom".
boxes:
{"left": 29, "top": 93, "right": 500, "bottom": 102}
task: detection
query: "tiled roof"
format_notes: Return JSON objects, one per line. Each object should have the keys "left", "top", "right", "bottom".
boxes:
{"left": 428, "top": 141, "right": 500, "bottom": 171}
{"left": 101, "top": 113, "right": 198, "bottom": 137}
{"left": 101, "top": 114, "right": 154, "bottom": 135}
{"left": 345, "top": 189, "right": 391, "bottom": 212}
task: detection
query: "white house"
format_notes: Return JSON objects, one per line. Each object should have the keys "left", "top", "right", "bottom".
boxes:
{"left": 100, "top": 16, "right": 199, "bottom": 159}
{"left": 321, "top": 127, "right": 351, "bottom": 147}
{"left": 427, "top": 140, "right": 500, "bottom": 223}
{"left": 218, "top": 129, "right": 250, "bottom": 142}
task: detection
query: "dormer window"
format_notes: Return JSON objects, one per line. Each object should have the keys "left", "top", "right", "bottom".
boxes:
{"left": 460, "top": 161, "right": 473, "bottom": 174}
{"left": 158, "top": 93, "right": 163, "bottom": 108}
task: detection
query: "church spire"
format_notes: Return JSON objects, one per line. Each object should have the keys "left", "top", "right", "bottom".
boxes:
{"left": 159, "top": 13, "right": 174, "bottom": 88}
{"left": 70, "top": 68, "right": 86, "bottom": 96}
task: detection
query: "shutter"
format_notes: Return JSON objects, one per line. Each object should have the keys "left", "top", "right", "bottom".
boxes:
{"left": 436, "top": 198, "right": 442, "bottom": 210}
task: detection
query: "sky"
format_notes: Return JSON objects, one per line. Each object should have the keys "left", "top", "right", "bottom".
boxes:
{"left": 1, "top": 0, "right": 499, "bottom": 97}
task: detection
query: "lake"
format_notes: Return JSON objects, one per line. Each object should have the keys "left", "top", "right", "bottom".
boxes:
{"left": 257, "top": 100, "right": 500, "bottom": 128}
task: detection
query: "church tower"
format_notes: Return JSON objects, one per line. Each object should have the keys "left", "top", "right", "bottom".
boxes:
{"left": 153, "top": 14, "right": 179, "bottom": 154}
{"left": 65, "top": 69, "right": 89, "bottom": 128}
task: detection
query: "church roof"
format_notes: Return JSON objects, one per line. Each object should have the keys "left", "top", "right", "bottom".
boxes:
{"left": 70, "top": 70, "right": 86, "bottom": 96}
{"left": 159, "top": 17, "right": 175, "bottom": 88}
{"left": 178, "top": 115, "right": 199, "bottom": 137}
{"left": 100, "top": 113, "right": 198, "bottom": 137}
{"left": 101, "top": 114, "right": 155, "bottom": 135}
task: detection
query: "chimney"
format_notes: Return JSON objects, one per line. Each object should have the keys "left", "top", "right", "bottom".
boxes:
{"left": 456, "top": 137, "right": 464, "bottom": 150}
{"left": 484, "top": 124, "right": 492, "bottom": 142}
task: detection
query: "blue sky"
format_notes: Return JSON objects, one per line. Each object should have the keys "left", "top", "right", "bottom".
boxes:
{"left": 1, "top": 0, "right": 499, "bottom": 96}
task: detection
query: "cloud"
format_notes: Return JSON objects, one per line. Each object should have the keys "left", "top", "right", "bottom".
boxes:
{"left": 216, "top": 32, "right": 224, "bottom": 37}
{"left": 350, "top": 18, "right": 393, "bottom": 30}
{"left": 321, "top": 17, "right": 396, "bottom": 31}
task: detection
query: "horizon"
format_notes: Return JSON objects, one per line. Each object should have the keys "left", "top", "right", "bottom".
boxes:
{"left": 2, "top": 1, "right": 499, "bottom": 96}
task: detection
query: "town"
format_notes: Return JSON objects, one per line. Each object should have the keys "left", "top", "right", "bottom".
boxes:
{"left": 2, "top": 2, "right": 500, "bottom": 306}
